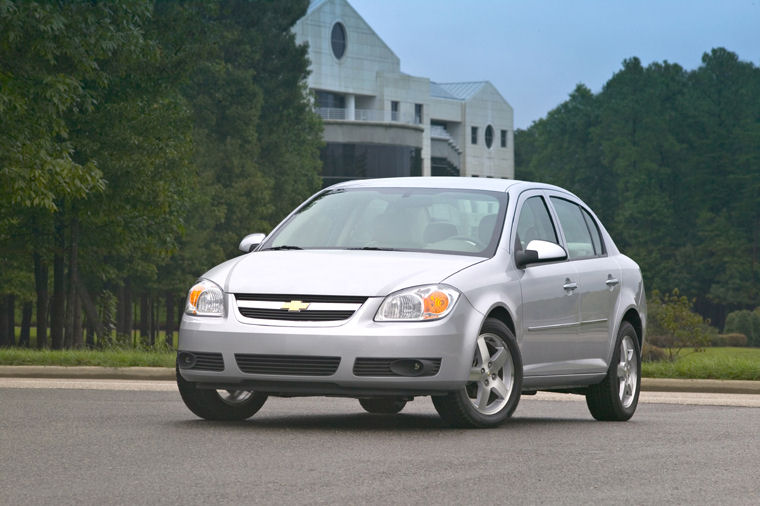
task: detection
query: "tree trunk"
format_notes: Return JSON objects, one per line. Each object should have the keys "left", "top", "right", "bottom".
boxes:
{"left": 0, "top": 296, "right": 8, "bottom": 347}
{"left": 177, "top": 296, "right": 184, "bottom": 335}
{"left": 124, "top": 282, "right": 133, "bottom": 344}
{"left": 152, "top": 296, "right": 158, "bottom": 346}
{"left": 77, "top": 280, "right": 106, "bottom": 340}
{"left": 165, "top": 291, "right": 175, "bottom": 348}
{"left": 6, "top": 294, "right": 15, "bottom": 346}
{"left": 69, "top": 217, "right": 83, "bottom": 348}
{"left": 140, "top": 293, "right": 149, "bottom": 342}
{"left": 34, "top": 253, "right": 49, "bottom": 348}
{"left": 50, "top": 214, "right": 66, "bottom": 350}
{"left": 116, "top": 284, "right": 125, "bottom": 337}
{"left": 85, "top": 315, "right": 95, "bottom": 348}
{"left": 19, "top": 301, "right": 32, "bottom": 347}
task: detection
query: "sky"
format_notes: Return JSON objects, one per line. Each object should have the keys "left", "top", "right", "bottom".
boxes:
{"left": 348, "top": 0, "right": 760, "bottom": 129}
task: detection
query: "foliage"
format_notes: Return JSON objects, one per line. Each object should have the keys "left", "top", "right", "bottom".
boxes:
{"left": 646, "top": 289, "right": 714, "bottom": 361}
{"left": 641, "top": 342, "right": 666, "bottom": 362}
{"left": 516, "top": 49, "right": 760, "bottom": 328}
{"left": 723, "top": 309, "right": 760, "bottom": 347}
{"left": 711, "top": 333, "right": 749, "bottom": 347}
{"left": 641, "top": 347, "right": 760, "bottom": 380}
{"left": 0, "top": 1, "right": 322, "bottom": 348}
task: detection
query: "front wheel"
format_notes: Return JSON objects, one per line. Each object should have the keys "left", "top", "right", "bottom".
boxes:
{"left": 585, "top": 321, "right": 641, "bottom": 421}
{"left": 433, "top": 318, "right": 522, "bottom": 428}
{"left": 177, "top": 368, "right": 267, "bottom": 421}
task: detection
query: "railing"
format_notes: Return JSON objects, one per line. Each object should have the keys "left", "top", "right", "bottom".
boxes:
{"left": 430, "top": 125, "right": 462, "bottom": 154}
{"left": 316, "top": 107, "right": 416, "bottom": 124}
{"left": 316, "top": 107, "right": 347, "bottom": 120}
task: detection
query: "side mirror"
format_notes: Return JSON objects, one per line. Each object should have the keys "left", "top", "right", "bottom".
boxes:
{"left": 238, "top": 233, "right": 266, "bottom": 253}
{"left": 515, "top": 240, "right": 567, "bottom": 268}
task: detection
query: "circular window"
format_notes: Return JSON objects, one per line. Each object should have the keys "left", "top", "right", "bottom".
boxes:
{"left": 331, "top": 22, "right": 346, "bottom": 60}
{"left": 485, "top": 125, "right": 494, "bottom": 149}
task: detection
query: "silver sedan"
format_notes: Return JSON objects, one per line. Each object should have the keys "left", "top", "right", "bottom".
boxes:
{"left": 177, "top": 177, "right": 646, "bottom": 428}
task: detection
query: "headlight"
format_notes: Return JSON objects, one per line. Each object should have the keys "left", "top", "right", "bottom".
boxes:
{"left": 185, "top": 279, "right": 224, "bottom": 316}
{"left": 375, "top": 284, "right": 460, "bottom": 321}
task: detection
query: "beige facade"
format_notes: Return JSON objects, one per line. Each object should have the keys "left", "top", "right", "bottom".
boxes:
{"left": 294, "top": 0, "right": 514, "bottom": 182}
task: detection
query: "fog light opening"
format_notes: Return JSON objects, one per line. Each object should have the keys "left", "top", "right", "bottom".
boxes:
{"left": 178, "top": 352, "right": 197, "bottom": 369}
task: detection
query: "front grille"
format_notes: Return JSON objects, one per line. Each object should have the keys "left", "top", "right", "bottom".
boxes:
{"left": 235, "top": 354, "right": 341, "bottom": 376}
{"left": 235, "top": 294, "right": 368, "bottom": 322}
{"left": 236, "top": 294, "right": 368, "bottom": 304}
{"left": 237, "top": 308, "right": 355, "bottom": 321}
{"left": 353, "top": 357, "right": 442, "bottom": 377}
{"left": 186, "top": 352, "right": 225, "bottom": 372}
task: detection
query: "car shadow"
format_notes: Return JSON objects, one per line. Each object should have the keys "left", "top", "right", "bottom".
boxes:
{"left": 168, "top": 412, "right": 594, "bottom": 432}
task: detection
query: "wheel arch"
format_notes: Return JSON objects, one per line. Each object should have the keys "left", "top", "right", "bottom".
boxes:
{"left": 483, "top": 304, "right": 516, "bottom": 337}
{"left": 621, "top": 307, "right": 643, "bottom": 352}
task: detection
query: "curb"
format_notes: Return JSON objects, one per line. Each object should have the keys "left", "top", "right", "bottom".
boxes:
{"left": 641, "top": 378, "right": 760, "bottom": 395}
{"left": 1, "top": 366, "right": 760, "bottom": 394}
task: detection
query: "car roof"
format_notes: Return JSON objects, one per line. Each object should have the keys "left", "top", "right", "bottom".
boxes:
{"left": 329, "top": 177, "right": 575, "bottom": 197}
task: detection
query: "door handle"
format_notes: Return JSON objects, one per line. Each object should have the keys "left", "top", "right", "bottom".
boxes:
{"left": 563, "top": 279, "right": 577, "bottom": 291}
{"left": 606, "top": 276, "right": 619, "bottom": 287}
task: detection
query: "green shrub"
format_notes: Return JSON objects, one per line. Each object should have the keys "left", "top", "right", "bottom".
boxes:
{"left": 724, "top": 309, "right": 760, "bottom": 347}
{"left": 646, "top": 289, "right": 714, "bottom": 361}
{"left": 711, "top": 333, "right": 748, "bottom": 347}
{"left": 641, "top": 343, "right": 666, "bottom": 362}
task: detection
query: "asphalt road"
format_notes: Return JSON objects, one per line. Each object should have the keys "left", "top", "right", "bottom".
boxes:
{"left": 1, "top": 382, "right": 759, "bottom": 505}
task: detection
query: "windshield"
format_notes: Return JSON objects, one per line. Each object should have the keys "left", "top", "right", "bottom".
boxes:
{"left": 262, "top": 187, "right": 508, "bottom": 257}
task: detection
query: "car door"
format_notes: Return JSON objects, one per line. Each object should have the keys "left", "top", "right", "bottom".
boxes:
{"left": 514, "top": 192, "right": 581, "bottom": 376}
{"left": 549, "top": 195, "right": 621, "bottom": 373}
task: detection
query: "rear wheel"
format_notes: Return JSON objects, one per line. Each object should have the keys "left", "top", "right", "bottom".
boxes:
{"left": 433, "top": 318, "right": 522, "bottom": 428}
{"left": 177, "top": 367, "right": 267, "bottom": 421}
{"left": 586, "top": 321, "right": 641, "bottom": 421}
{"left": 359, "top": 397, "right": 407, "bottom": 414}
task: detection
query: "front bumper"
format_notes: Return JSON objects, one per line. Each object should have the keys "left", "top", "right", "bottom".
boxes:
{"left": 177, "top": 295, "right": 483, "bottom": 396}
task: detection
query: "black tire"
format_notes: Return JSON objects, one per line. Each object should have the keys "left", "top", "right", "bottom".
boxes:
{"left": 176, "top": 367, "right": 267, "bottom": 421}
{"left": 586, "top": 321, "right": 641, "bottom": 421}
{"left": 359, "top": 397, "right": 407, "bottom": 414}
{"left": 433, "top": 318, "right": 522, "bottom": 428}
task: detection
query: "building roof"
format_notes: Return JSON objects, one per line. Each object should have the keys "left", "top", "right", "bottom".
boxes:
{"left": 307, "top": 0, "right": 327, "bottom": 13}
{"left": 432, "top": 81, "right": 487, "bottom": 101}
{"left": 429, "top": 82, "right": 460, "bottom": 100}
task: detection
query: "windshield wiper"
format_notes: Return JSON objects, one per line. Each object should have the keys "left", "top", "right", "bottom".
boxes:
{"left": 345, "top": 247, "right": 396, "bottom": 251}
{"left": 261, "top": 245, "right": 303, "bottom": 251}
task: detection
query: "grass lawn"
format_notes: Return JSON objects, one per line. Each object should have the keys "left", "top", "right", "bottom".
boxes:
{"left": 642, "top": 347, "right": 760, "bottom": 381}
{"left": 1, "top": 346, "right": 759, "bottom": 381}
{"left": 0, "top": 348, "right": 175, "bottom": 368}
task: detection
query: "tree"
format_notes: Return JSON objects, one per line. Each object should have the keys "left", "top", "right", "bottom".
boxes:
{"left": 647, "top": 290, "right": 713, "bottom": 361}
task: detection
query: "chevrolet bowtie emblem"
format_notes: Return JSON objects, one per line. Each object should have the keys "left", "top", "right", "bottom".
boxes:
{"left": 281, "top": 300, "right": 310, "bottom": 312}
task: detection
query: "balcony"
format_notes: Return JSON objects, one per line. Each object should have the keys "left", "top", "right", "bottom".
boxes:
{"left": 316, "top": 107, "right": 416, "bottom": 124}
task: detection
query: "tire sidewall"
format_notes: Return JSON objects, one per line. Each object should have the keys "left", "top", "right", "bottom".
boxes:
{"left": 455, "top": 318, "right": 523, "bottom": 426}
{"left": 609, "top": 322, "right": 641, "bottom": 419}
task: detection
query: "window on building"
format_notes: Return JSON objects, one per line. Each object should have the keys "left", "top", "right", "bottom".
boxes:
{"left": 331, "top": 22, "right": 347, "bottom": 59}
{"left": 500, "top": 129, "right": 508, "bottom": 148}
{"left": 485, "top": 125, "right": 494, "bottom": 149}
{"left": 414, "top": 103, "right": 423, "bottom": 124}
{"left": 471, "top": 126, "right": 478, "bottom": 145}
{"left": 391, "top": 101, "right": 399, "bottom": 121}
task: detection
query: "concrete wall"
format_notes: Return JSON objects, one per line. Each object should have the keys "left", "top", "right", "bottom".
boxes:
{"left": 461, "top": 83, "right": 514, "bottom": 178}
{"left": 294, "top": 1, "right": 399, "bottom": 96}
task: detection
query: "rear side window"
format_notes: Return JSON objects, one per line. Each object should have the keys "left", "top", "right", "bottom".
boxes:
{"left": 515, "top": 196, "right": 558, "bottom": 250}
{"left": 581, "top": 207, "right": 604, "bottom": 255}
{"left": 550, "top": 197, "right": 603, "bottom": 259}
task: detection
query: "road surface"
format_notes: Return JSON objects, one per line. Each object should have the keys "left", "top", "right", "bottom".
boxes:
{"left": 1, "top": 380, "right": 758, "bottom": 505}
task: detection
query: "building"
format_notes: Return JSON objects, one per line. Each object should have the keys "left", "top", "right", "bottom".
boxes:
{"left": 293, "top": 0, "right": 514, "bottom": 185}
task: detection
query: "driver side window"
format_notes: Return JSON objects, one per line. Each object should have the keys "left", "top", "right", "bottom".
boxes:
{"left": 516, "top": 196, "right": 558, "bottom": 250}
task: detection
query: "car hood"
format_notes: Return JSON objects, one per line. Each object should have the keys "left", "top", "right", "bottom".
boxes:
{"left": 204, "top": 250, "right": 485, "bottom": 297}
